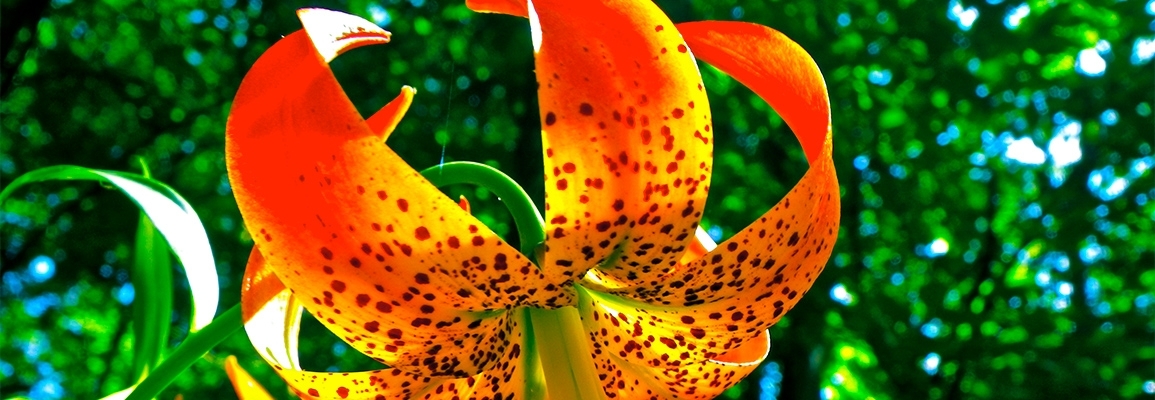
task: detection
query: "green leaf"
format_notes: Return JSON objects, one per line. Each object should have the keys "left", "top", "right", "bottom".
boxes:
{"left": 125, "top": 304, "right": 243, "bottom": 400}
{"left": 130, "top": 214, "right": 173, "bottom": 381}
{"left": 0, "top": 165, "right": 220, "bottom": 331}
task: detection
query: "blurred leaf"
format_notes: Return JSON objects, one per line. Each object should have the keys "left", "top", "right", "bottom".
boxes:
{"left": 1, "top": 166, "right": 219, "bottom": 331}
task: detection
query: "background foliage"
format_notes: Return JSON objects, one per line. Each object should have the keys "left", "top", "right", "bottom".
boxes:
{"left": 1, "top": 0, "right": 1152, "bottom": 398}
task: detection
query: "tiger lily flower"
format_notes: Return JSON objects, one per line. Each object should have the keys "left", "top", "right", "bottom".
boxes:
{"left": 226, "top": 0, "right": 838, "bottom": 398}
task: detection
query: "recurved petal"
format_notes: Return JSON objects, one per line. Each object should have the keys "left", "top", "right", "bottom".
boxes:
{"left": 616, "top": 20, "right": 839, "bottom": 310}
{"left": 225, "top": 356, "right": 274, "bottom": 400}
{"left": 437, "top": 308, "right": 544, "bottom": 399}
{"left": 677, "top": 21, "right": 829, "bottom": 163}
{"left": 521, "top": 0, "right": 715, "bottom": 290}
{"left": 241, "top": 249, "right": 449, "bottom": 398}
{"left": 465, "top": 0, "right": 527, "bottom": 16}
{"left": 581, "top": 20, "right": 839, "bottom": 368}
{"left": 678, "top": 227, "right": 717, "bottom": 266}
{"left": 227, "top": 9, "right": 570, "bottom": 376}
{"left": 242, "top": 249, "right": 542, "bottom": 398}
{"left": 589, "top": 329, "right": 768, "bottom": 399}
{"left": 366, "top": 85, "right": 416, "bottom": 140}
{"left": 578, "top": 153, "right": 836, "bottom": 365}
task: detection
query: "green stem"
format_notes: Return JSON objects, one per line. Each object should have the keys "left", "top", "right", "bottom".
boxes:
{"left": 519, "top": 307, "right": 548, "bottom": 400}
{"left": 124, "top": 303, "right": 242, "bottom": 400}
{"left": 420, "top": 161, "right": 545, "bottom": 258}
{"left": 528, "top": 307, "right": 607, "bottom": 400}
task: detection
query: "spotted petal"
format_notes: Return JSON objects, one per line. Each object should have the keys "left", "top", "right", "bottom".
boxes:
{"left": 241, "top": 249, "right": 543, "bottom": 398}
{"left": 226, "top": 8, "right": 569, "bottom": 378}
{"left": 580, "top": 20, "right": 840, "bottom": 370}
{"left": 588, "top": 328, "right": 768, "bottom": 399}
{"left": 241, "top": 249, "right": 446, "bottom": 398}
{"left": 500, "top": 0, "right": 715, "bottom": 289}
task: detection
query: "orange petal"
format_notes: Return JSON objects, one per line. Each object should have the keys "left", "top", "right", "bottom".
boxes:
{"left": 589, "top": 329, "right": 768, "bottom": 399}
{"left": 677, "top": 226, "right": 717, "bottom": 267}
{"left": 227, "top": 9, "right": 571, "bottom": 377}
{"left": 241, "top": 249, "right": 542, "bottom": 398}
{"left": 624, "top": 20, "right": 838, "bottom": 315}
{"left": 583, "top": 225, "right": 715, "bottom": 292}
{"left": 465, "top": 0, "right": 527, "bottom": 17}
{"left": 366, "top": 85, "right": 416, "bottom": 140}
{"left": 240, "top": 248, "right": 449, "bottom": 397}
{"left": 525, "top": 0, "right": 714, "bottom": 289}
{"left": 677, "top": 21, "right": 829, "bottom": 162}
{"left": 225, "top": 356, "right": 275, "bottom": 400}
{"left": 449, "top": 308, "right": 545, "bottom": 398}
{"left": 579, "top": 20, "right": 839, "bottom": 368}
{"left": 457, "top": 195, "right": 471, "bottom": 214}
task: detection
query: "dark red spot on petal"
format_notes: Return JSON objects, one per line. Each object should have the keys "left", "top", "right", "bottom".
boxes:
{"left": 579, "top": 103, "right": 594, "bottom": 116}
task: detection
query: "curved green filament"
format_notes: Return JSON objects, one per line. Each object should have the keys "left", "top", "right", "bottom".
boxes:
{"left": 420, "top": 161, "right": 545, "bottom": 258}
{"left": 124, "top": 304, "right": 242, "bottom": 400}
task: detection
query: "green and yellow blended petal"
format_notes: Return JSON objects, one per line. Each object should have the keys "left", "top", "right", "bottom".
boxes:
{"left": 226, "top": 8, "right": 570, "bottom": 379}
{"left": 469, "top": 0, "right": 715, "bottom": 289}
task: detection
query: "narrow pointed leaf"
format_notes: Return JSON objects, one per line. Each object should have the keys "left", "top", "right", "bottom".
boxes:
{"left": 131, "top": 214, "right": 174, "bottom": 381}
{"left": 0, "top": 165, "right": 220, "bottom": 330}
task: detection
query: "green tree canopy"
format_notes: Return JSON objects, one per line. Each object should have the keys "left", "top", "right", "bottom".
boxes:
{"left": 1, "top": 0, "right": 1151, "bottom": 398}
